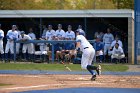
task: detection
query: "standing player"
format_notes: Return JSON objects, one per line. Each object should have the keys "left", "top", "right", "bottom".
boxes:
{"left": 5, "top": 25, "right": 18, "bottom": 62}
{"left": 19, "top": 31, "right": 34, "bottom": 61}
{"left": 103, "top": 28, "right": 114, "bottom": 61}
{"left": 0, "top": 24, "right": 4, "bottom": 61}
{"left": 28, "top": 27, "right": 36, "bottom": 58}
{"left": 75, "top": 30, "right": 101, "bottom": 81}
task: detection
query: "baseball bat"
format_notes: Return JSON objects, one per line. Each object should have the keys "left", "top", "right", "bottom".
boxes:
{"left": 61, "top": 62, "right": 72, "bottom": 71}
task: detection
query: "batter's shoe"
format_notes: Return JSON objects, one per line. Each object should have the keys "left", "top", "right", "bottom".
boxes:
{"left": 96, "top": 65, "right": 101, "bottom": 75}
{"left": 91, "top": 75, "right": 96, "bottom": 81}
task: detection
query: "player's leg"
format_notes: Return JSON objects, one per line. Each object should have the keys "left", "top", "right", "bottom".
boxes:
{"left": 5, "top": 42, "right": 10, "bottom": 62}
{"left": 81, "top": 49, "right": 96, "bottom": 75}
{"left": 28, "top": 44, "right": 34, "bottom": 62}
{"left": 22, "top": 44, "right": 27, "bottom": 60}
{"left": 0, "top": 41, "right": 4, "bottom": 61}
{"left": 9, "top": 42, "right": 14, "bottom": 61}
{"left": 89, "top": 49, "right": 101, "bottom": 75}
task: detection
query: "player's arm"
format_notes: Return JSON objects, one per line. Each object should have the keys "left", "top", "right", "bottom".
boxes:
{"left": 0, "top": 31, "right": 4, "bottom": 39}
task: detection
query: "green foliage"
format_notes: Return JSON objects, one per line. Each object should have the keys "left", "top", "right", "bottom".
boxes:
{"left": 0, "top": 0, "right": 134, "bottom": 10}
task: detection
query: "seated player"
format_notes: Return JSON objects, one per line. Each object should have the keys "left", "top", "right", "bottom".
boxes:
{"left": 61, "top": 25, "right": 76, "bottom": 63}
{"left": 94, "top": 36, "right": 104, "bottom": 63}
{"left": 111, "top": 43, "right": 125, "bottom": 64}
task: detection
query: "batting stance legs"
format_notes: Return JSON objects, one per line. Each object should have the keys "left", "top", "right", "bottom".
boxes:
{"left": 81, "top": 48, "right": 101, "bottom": 80}
{"left": 76, "top": 30, "right": 101, "bottom": 81}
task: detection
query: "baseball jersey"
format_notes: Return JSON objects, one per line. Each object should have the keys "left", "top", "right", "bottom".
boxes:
{"left": 28, "top": 32, "right": 36, "bottom": 40}
{"left": 111, "top": 40, "right": 123, "bottom": 48}
{"left": 65, "top": 31, "right": 75, "bottom": 39}
{"left": 46, "top": 29, "right": 56, "bottom": 40}
{"left": 42, "top": 28, "right": 47, "bottom": 38}
{"left": 19, "top": 34, "right": 31, "bottom": 40}
{"left": 103, "top": 33, "right": 114, "bottom": 44}
{"left": 0, "top": 29, "right": 4, "bottom": 39}
{"left": 112, "top": 46, "right": 124, "bottom": 55}
{"left": 6, "top": 30, "right": 18, "bottom": 40}
{"left": 94, "top": 41, "right": 104, "bottom": 51}
{"left": 76, "top": 35, "right": 93, "bottom": 52}
{"left": 55, "top": 29, "right": 65, "bottom": 39}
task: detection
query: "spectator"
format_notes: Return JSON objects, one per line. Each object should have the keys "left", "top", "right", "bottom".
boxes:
{"left": 111, "top": 43, "right": 125, "bottom": 64}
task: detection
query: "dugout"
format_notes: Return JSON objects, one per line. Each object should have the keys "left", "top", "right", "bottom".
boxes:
{"left": 0, "top": 10, "right": 134, "bottom": 64}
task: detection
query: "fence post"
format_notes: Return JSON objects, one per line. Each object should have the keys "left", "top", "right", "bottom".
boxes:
{"left": 51, "top": 43, "right": 55, "bottom": 62}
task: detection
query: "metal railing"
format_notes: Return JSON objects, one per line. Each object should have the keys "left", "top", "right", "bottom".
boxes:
{"left": 14, "top": 40, "right": 95, "bottom": 62}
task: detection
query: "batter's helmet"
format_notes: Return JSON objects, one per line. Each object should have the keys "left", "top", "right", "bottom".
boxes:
{"left": 76, "top": 29, "right": 85, "bottom": 36}
{"left": 21, "top": 31, "right": 25, "bottom": 34}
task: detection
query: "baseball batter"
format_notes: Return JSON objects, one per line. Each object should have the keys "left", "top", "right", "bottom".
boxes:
{"left": 5, "top": 25, "right": 18, "bottom": 62}
{"left": 0, "top": 24, "right": 4, "bottom": 61}
{"left": 75, "top": 30, "right": 101, "bottom": 81}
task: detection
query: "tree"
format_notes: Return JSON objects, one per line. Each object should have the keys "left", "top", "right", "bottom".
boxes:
{"left": 112, "top": 0, "right": 134, "bottom": 9}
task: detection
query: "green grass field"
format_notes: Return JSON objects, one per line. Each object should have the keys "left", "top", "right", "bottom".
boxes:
{"left": 0, "top": 63, "right": 129, "bottom": 72}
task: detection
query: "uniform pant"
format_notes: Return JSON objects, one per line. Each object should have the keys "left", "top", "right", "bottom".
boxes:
{"left": 0, "top": 40, "right": 4, "bottom": 54}
{"left": 104, "top": 44, "right": 111, "bottom": 55}
{"left": 81, "top": 48, "right": 95, "bottom": 69}
{"left": 5, "top": 41, "right": 14, "bottom": 54}
{"left": 22, "top": 43, "right": 34, "bottom": 54}
{"left": 111, "top": 54, "right": 125, "bottom": 59}
{"left": 16, "top": 43, "right": 20, "bottom": 54}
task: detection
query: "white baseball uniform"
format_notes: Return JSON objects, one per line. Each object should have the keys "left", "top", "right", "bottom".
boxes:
{"left": 5, "top": 30, "right": 18, "bottom": 54}
{"left": 103, "top": 33, "right": 114, "bottom": 55}
{"left": 111, "top": 46, "right": 125, "bottom": 59}
{"left": 55, "top": 29, "right": 65, "bottom": 40}
{"left": 19, "top": 34, "right": 33, "bottom": 54}
{"left": 65, "top": 30, "right": 75, "bottom": 39}
{"left": 111, "top": 40, "right": 123, "bottom": 48}
{"left": 28, "top": 32, "right": 36, "bottom": 53}
{"left": 0, "top": 29, "right": 4, "bottom": 54}
{"left": 46, "top": 29, "right": 56, "bottom": 40}
{"left": 76, "top": 35, "right": 95, "bottom": 69}
{"left": 28, "top": 32, "right": 36, "bottom": 40}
